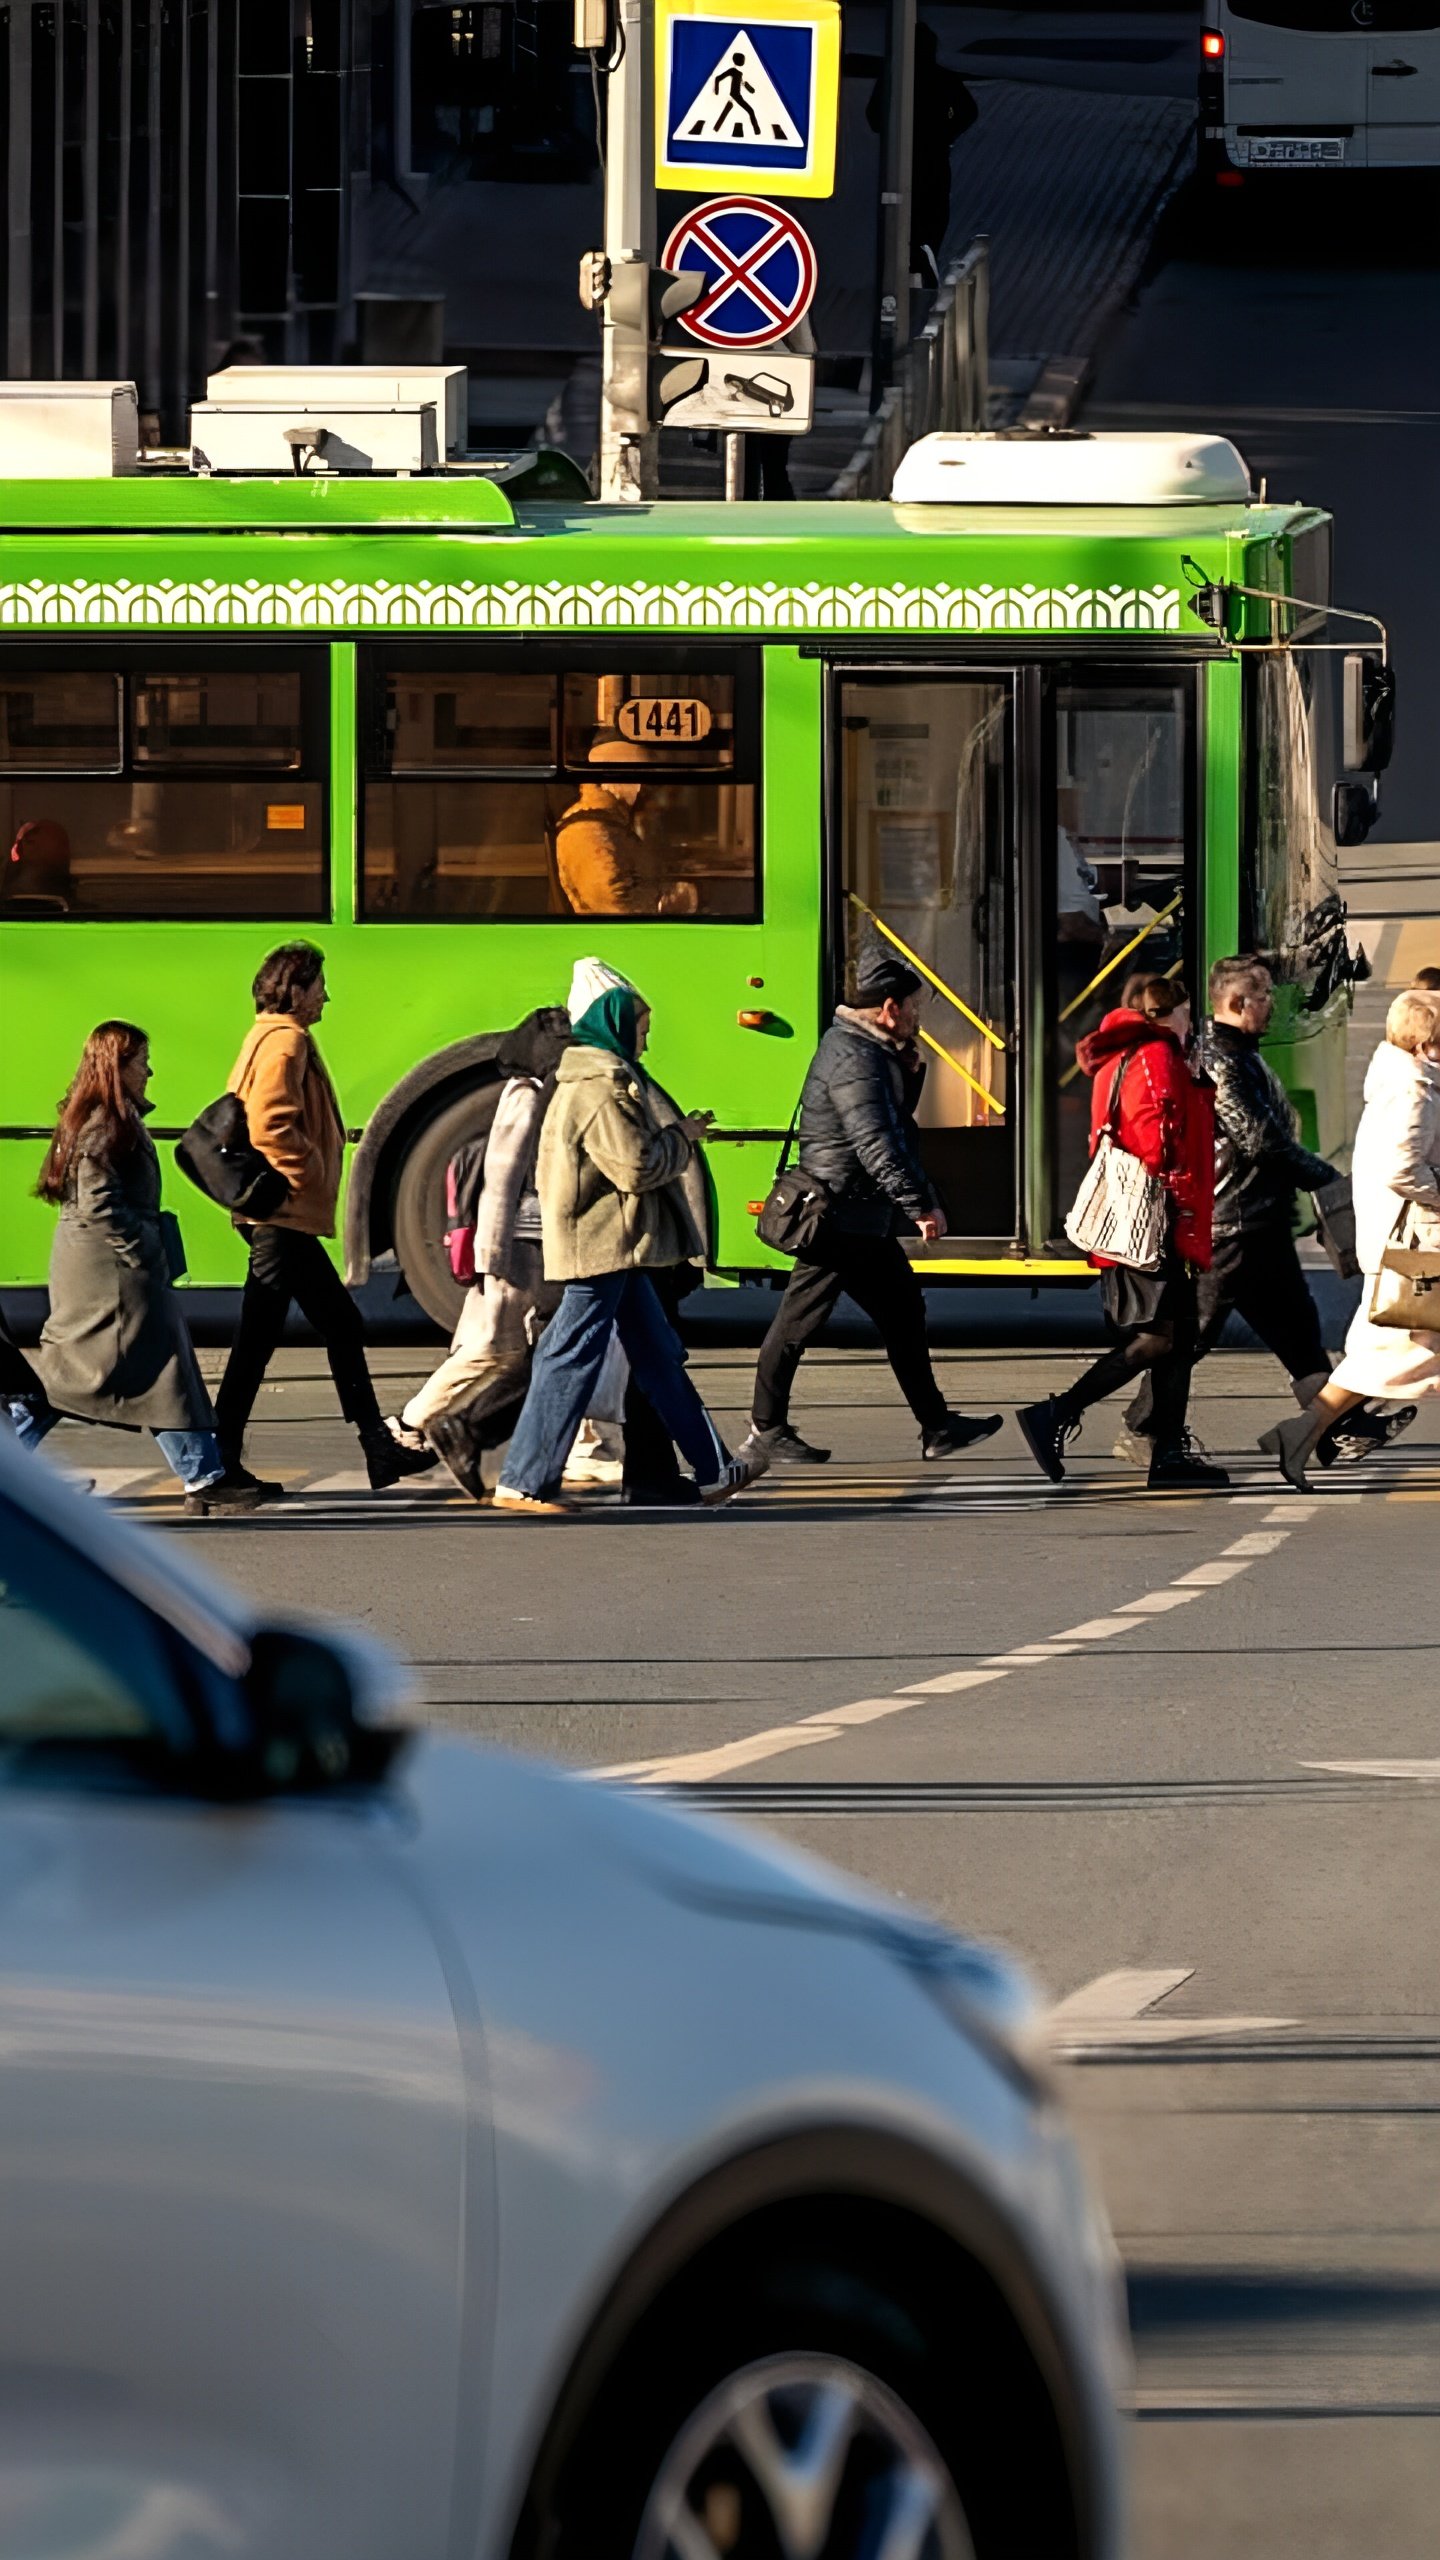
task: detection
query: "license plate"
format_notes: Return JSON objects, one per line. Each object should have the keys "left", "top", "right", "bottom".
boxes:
{"left": 1242, "top": 136, "right": 1347, "bottom": 165}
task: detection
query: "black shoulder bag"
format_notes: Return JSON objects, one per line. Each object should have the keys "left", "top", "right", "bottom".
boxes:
{"left": 175, "top": 1092, "right": 290, "bottom": 1221}
{"left": 755, "top": 1107, "right": 832, "bottom": 1256}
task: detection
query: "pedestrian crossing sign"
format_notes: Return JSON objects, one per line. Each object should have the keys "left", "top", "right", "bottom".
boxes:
{"left": 656, "top": 0, "right": 840, "bottom": 199}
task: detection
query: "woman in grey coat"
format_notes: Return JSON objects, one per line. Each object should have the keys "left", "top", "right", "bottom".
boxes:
{"left": 11, "top": 1022, "right": 260, "bottom": 1513}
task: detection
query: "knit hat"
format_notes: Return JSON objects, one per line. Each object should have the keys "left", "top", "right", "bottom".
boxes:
{"left": 567, "top": 956, "right": 642, "bottom": 1021}
{"left": 852, "top": 951, "right": 921, "bottom": 1007}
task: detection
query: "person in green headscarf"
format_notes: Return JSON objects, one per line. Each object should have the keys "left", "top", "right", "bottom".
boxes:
{"left": 494, "top": 969, "right": 769, "bottom": 1514}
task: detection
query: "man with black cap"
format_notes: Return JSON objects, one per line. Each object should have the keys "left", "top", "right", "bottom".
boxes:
{"left": 742, "top": 955, "right": 1002, "bottom": 1464}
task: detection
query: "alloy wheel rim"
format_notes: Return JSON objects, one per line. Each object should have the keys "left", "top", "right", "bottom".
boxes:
{"left": 634, "top": 2349, "right": 976, "bottom": 2560}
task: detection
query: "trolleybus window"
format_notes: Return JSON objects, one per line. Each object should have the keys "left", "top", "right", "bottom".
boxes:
{"left": 1051, "top": 677, "right": 1191, "bottom": 1223}
{"left": 1226, "top": 2, "right": 1439, "bottom": 26}
{"left": 361, "top": 650, "right": 757, "bottom": 921}
{"left": 0, "top": 650, "right": 326, "bottom": 922}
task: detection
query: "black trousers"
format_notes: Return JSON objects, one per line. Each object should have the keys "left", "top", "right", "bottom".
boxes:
{"left": 215, "top": 1225, "right": 383, "bottom": 1456}
{"left": 1126, "top": 1222, "right": 1327, "bottom": 1438}
{"left": 1057, "top": 1257, "right": 1198, "bottom": 1451}
{"left": 752, "top": 1230, "right": 948, "bottom": 1435}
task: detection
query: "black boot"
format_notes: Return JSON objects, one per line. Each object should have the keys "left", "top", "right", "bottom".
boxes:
{"left": 1016, "top": 1398, "right": 1076, "bottom": 1484}
{"left": 361, "top": 1426, "right": 440, "bottom": 1490}
{"left": 1148, "top": 1444, "right": 1231, "bottom": 1491}
{"left": 425, "top": 1415, "right": 489, "bottom": 1504}
{"left": 922, "top": 1411, "right": 1003, "bottom": 1460}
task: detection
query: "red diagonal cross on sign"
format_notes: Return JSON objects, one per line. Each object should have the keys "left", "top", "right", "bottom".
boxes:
{"left": 689, "top": 209, "right": 794, "bottom": 332}
{"left": 664, "top": 195, "right": 818, "bottom": 349}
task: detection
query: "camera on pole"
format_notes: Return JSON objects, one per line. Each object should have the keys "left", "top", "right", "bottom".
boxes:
{"left": 600, "top": 260, "right": 709, "bottom": 434}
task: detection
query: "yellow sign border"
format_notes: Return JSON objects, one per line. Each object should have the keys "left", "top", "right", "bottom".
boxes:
{"left": 656, "top": 0, "right": 840, "bottom": 199}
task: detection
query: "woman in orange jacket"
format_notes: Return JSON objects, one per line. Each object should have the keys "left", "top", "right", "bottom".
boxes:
{"left": 1016, "top": 979, "right": 1230, "bottom": 1492}
{"left": 213, "top": 942, "right": 437, "bottom": 1494}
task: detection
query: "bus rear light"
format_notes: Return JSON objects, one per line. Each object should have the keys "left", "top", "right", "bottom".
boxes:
{"left": 1201, "top": 29, "right": 1224, "bottom": 57}
{"left": 1216, "top": 168, "right": 1245, "bottom": 188}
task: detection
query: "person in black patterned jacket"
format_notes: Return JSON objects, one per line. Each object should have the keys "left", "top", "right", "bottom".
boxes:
{"left": 742, "top": 955, "right": 1001, "bottom": 1466}
{"left": 1120, "top": 955, "right": 1408, "bottom": 1466}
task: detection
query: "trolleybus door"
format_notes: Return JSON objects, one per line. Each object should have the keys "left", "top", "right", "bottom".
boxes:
{"left": 1037, "top": 664, "right": 1196, "bottom": 1250}
{"left": 834, "top": 671, "right": 1018, "bottom": 1249}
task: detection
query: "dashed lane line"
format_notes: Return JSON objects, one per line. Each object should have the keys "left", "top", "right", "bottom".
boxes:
{"left": 595, "top": 1495, "right": 1307, "bottom": 1786}
{"left": 1303, "top": 1759, "right": 1440, "bottom": 1783}
{"left": 1047, "top": 1965, "right": 1298, "bottom": 2053}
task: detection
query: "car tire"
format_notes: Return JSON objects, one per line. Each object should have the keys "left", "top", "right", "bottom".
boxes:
{"left": 553, "top": 2259, "right": 988, "bottom": 2560}
{"left": 390, "top": 1082, "right": 502, "bottom": 1331}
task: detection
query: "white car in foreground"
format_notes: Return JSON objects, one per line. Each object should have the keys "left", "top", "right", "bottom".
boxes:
{"left": 0, "top": 1434, "right": 1128, "bottom": 2560}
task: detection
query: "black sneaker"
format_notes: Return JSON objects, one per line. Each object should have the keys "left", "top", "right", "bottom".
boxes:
{"left": 1016, "top": 1398, "right": 1075, "bottom": 1484}
{"left": 424, "top": 1416, "right": 489, "bottom": 1504}
{"left": 362, "top": 1429, "right": 441, "bottom": 1491}
{"left": 184, "top": 1475, "right": 265, "bottom": 1517}
{"left": 744, "top": 1423, "right": 832, "bottom": 1466}
{"left": 217, "top": 1460, "right": 285, "bottom": 1500}
{"left": 1147, "top": 1445, "right": 1231, "bottom": 1491}
{"left": 1317, "top": 1402, "right": 1418, "bottom": 1468}
{"left": 922, "top": 1411, "right": 1003, "bottom": 1460}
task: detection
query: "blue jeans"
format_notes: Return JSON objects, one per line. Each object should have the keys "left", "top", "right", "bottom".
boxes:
{"left": 4, "top": 1399, "right": 224, "bottom": 1490}
{"left": 499, "top": 1272, "right": 728, "bottom": 1500}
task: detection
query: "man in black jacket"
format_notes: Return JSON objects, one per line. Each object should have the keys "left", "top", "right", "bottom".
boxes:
{"left": 1122, "top": 954, "right": 1372, "bottom": 1459}
{"left": 743, "top": 957, "right": 1001, "bottom": 1464}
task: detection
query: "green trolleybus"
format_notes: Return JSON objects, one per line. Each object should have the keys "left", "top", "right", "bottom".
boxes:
{"left": 0, "top": 389, "right": 1382, "bottom": 1326}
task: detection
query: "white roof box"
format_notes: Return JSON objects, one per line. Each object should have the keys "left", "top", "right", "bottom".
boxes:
{"left": 190, "top": 400, "right": 441, "bottom": 476}
{"left": 0, "top": 381, "right": 138, "bottom": 476}
{"left": 207, "top": 364, "right": 467, "bottom": 456}
{"left": 892, "top": 431, "right": 1252, "bottom": 507}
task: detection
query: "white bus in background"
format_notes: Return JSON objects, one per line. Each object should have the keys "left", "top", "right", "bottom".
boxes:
{"left": 1200, "top": 1, "right": 1440, "bottom": 180}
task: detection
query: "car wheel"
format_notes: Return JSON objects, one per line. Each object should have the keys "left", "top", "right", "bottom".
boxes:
{"left": 634, "top": 2348, "right": 975, "bottom": 2560}
{"left": 390, "top": 1082, "right": 501, "bottom": 1330}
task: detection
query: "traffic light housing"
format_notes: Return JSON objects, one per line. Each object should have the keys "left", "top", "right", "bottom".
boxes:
{"left": 604, "top": 261, "right": 708, "bottom": 433}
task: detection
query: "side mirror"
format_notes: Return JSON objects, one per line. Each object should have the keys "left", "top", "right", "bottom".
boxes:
{"left": 1343, "top": 652, "right": 1396, "bottom": 774}
{"left": 1332, "top": 778, "right": 1378, "bottom": 848}
{"left": 242, "top": 1626, "right": 409, "bottom": 1789}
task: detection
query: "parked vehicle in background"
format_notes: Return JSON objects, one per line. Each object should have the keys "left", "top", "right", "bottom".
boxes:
{"left": 0, "top": 1437, "right": 1128, "bottom": 2560}
{"left": 1201, "top": 1, "right": 1440, "bottom": 183}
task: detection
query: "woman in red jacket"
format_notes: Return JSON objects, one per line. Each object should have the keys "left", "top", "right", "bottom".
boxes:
{"left": 1017, "top": 980, "right": 1230, "bottom": 1490}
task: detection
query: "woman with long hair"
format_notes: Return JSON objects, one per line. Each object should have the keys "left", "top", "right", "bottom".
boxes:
{"left": 15, "top": 1021, "right": 260, "bottom": 1512}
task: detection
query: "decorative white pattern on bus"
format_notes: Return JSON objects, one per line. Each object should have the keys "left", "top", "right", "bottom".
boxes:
{"left": 0, "top": 578, "right": 1183, "bottom": 633}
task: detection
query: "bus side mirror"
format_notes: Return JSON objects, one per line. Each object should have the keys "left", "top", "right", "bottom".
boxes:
{"left": 1343, "top": 652, "right": 1396, "bottom": 774}
{"left": 1332, "top": 779, "right": 1378, "bottom": 847}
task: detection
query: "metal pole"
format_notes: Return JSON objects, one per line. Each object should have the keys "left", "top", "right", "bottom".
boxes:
{"left": 724, "top": 432, "right": 745, "bottom": 500}
{"left": 871, "top": 0, "right": 915, "bottom": 402}
{"left": 599, "top": 0, "right": 657, "bottom": 502}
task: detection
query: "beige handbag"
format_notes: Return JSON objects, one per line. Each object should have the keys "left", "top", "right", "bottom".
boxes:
{"left": 1368, "top": 1208, "right": 1440, "bottom": 1333}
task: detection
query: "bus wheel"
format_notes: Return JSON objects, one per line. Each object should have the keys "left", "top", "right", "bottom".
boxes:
{"left": 391, "top": 1083, "right": 503, "bottom": 1333}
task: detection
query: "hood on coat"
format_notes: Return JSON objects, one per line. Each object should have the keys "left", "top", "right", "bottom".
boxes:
{"left": 1075, "top": 1007, "right": 1180, "bottom": 1080}
{"left": 553, "top": 1040, "right": 636, "bottom": 1089}
{"left": 1363, "top": 1037, "right": 1440, "bottom": 1108}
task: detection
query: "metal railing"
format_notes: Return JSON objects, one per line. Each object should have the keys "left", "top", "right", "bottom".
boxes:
{"left": 829, "top": 236, "right": 990, "bottom": 502}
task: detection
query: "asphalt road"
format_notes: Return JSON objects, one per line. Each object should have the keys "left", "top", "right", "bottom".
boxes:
{"left": 51, "top": 1315, "right": 1440, "bottom": 2560}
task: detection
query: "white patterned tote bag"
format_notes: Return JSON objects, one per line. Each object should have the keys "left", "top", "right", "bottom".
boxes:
{"left": 1063, "top": 1046, "right": 1168, "bottom": 1271}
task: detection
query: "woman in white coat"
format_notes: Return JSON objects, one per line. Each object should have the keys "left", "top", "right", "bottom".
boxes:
{"left": 1259, "top": 989, "right": 1440, "bottom": 1488}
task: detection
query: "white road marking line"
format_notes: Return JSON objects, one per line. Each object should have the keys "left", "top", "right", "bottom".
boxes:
{"left": 1051, "top": 1967, "right": 1194, "bottom": 2022}
{"left": 87, "top": 1467, "right": 160, "bottom": 1496}
{"left": 898, "top": 1667, "right": 1014, "bottom": 1696}
{"left": 1303, "top": 1759, "right": 1440, "bottom": 1782}
{"left": 1047, "top": 1965, "right": 1296, "bottom": 2050}
{"left": 1052, "top": 1614, "right": 1148, "bottom": 1641}
{"left": 303, "top": 1470, "right": 376, "bottom": 1494}
{"left": 1172, "top": 1559, "right": 1253, "bottom": 1586}
{"left": 979, "top": 1643, "right": 1085, "bottom": 1664}
{"left": 596, "top": 1724, "right": 842, "bottom": 1785}
{"left": 1113, "top": 1590, "right": 1202, "bottom": 1616}
{"left": 1266, "top": 1501, "right": 1317, "bottom": 1522}
{"left": 802, "top": 1697, "right": 917, "bottom": 1727}
{"left": 1223, "top": 1531, "right": 1290, "bottom": 1556}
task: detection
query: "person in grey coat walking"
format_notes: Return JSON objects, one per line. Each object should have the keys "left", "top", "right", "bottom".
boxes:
{"left": 13, "top": 1021, "right": 260, "bottom": 1513}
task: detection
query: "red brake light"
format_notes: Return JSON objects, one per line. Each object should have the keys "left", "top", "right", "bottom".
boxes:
{"left": 1202, "top": 29, "right": 1225, "bottom": 57}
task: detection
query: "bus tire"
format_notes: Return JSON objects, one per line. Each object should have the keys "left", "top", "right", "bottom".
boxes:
{"left": 390, "top": 1083, "right": 504, "bottom": 1333}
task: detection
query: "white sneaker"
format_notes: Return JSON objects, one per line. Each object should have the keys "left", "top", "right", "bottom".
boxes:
{"left": 563, "top": 1450, "right": 624, "bottom": 1486}
{"left": 698, "top": 1444, "right": 771, "bottom": 1506}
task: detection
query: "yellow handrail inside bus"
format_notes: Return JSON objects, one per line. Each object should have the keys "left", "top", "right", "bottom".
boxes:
{"left": 919, "top": 1025, "right": 1005, "bottom": 1119}
{"left": 1057, "top": 892, "right": 1183, "bottom": 1025}
{"left": 847, "top": 894, "right": 1006, "bottom": 1052}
